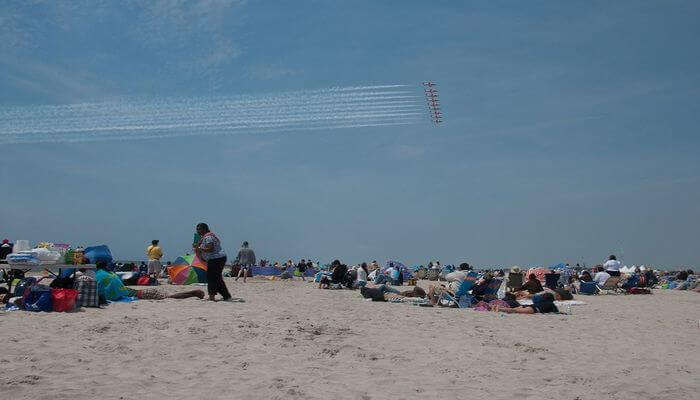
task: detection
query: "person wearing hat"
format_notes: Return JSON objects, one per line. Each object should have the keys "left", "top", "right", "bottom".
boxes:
{"left": 0, "top": 239, "right": 13, "bottom": 261}
{"left": 146, "top": 240, "right": 163, "bottom": 280}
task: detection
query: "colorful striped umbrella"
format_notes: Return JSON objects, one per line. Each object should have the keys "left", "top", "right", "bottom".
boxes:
{"left": 167, "top": 254, "right": 208, "bottom": 285}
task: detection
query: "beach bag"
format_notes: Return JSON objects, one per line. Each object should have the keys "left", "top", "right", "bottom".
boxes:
{"left": 51, "top": 288, "right": 78, "bottom": 312}
{"left": 24, "top": 285, "right": 53, "bottom": 312}
{"left": 74, "top": 277, "right": 99, "bottom": 307}
{"left": 137, "top": 276, "right": 155, "bottom": 286}
{"left": 579, "top": 282, "right": 599, "bottom": 295}
{"left": 13, "top": 277, "right": 37, "bottom": 298}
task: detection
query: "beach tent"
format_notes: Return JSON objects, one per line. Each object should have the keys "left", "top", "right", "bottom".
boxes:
{"left": 168, "top": 254, "right": 207, "bottom": 285}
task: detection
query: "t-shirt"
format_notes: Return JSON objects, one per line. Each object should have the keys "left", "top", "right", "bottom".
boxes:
{"left": 356, "top": 267, "right": 367, "bottom": 283}
{"left": 236, "top": 248, "right": 256, "bottom": 266}
{"left": 594, "top": 271, "right": 611, "bottom": 286}
{"left": 199, "top": 233, "right": 226, "bottom": 261}
{"left": 603, "top": 259, "right": 621, "bottom": 272}
{"left": 146, "top": 245, "right": 163, "bottom": 260}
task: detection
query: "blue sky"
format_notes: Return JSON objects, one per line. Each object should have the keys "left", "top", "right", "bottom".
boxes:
{"left": 1, "top": 1, "right": 699, "bottom": 267}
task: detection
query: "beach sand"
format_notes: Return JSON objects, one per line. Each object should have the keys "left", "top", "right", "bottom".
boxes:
{"left": 1, "top": 278, "right": 698, "bottom": 400}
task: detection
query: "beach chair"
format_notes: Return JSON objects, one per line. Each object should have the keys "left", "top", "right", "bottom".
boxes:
{"left": 621, "top": 274, "right": 640, "bottom": 290}
{"left": 597, "top": 276, "right": 623, "bottom": 294}
{"left": 544, "top": 273, "right": 560, "bottom": 290}
{"left": 578, "top": 281, "right": 599, "bottom": 295}
{"left": 506, "top": 272, "right": 523, "bottom": 292}
{"left": 439, "top": 271, "right": 478, "bottom": 308}
{"left": 482, "top": 278, "right": 503, "bottom": 302}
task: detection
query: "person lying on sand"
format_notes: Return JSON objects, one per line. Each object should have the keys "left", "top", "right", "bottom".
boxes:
{"left": 96, "top": 260, "right": 205, "bottom": 301}
{"left": 514, "top": 287, "right": 573, "bottom": 300}
{"left": 490, "top": 292, "right": 559, "bottom": 314}
{"left": 360, "top": 284, "right": 426, "bottom": 302}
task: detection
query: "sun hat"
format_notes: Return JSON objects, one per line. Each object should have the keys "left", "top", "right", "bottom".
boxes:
{"left": 510, "top": 266, "right": 522, "bottom": 273}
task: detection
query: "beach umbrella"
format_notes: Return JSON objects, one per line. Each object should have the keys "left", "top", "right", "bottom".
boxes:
{"left": 168, "top": 254, "right": 208, "bottom": 285}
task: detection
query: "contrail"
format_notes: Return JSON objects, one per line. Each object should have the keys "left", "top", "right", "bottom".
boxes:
{"left": 0, "top": 85, "right": 426, "bottom": 144}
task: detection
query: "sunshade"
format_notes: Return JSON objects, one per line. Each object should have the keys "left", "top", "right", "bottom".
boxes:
{"left": 168, "top": 254, "right": 208, "bottom": 285}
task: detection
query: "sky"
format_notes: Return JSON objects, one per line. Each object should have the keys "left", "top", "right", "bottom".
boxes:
{"left": 1, "top": 1, "right": 699, "bottom": 267}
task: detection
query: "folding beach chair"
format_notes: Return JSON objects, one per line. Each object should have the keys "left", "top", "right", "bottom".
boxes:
{"left": 544, "top": 273, "right": 561, "bottom": 291}
{"left": 506, "top": 272, "right": 523, "bottom": 292}
{"left": 439, "top": 271, "right": 478, "bottom": 308}
{"left": 482, "top": 278, "right": 503, "bottom": 302}
{"left": 597, "top": 276, "right": 623, "bottom": 294}
{"left": 578, "top": 281, "right": 599, "bottom": 295}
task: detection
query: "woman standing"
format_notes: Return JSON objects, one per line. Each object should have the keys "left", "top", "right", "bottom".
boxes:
{"left": 194, "top": 223, "right": 232, "bottom": 301}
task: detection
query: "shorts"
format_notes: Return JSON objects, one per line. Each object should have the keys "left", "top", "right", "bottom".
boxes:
{"left": 137, "top": 288, "right": 167, "bottom": 300}
{"left": 606, "top": 270, "right": 621, "bottom": 277}
{"left": 147, "top": 259, "right": 162, "bottom": 274}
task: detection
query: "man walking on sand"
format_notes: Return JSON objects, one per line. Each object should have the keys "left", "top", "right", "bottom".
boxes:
{"left": 146, "top": 240, "right": 163, "bottom": 280}
{"left": 235, "top": 241, "right": 256, "bottom": 283}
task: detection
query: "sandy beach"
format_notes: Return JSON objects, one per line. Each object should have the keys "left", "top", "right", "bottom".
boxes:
{"left": 1, "top": 278, "right": 698, "bottom": 400}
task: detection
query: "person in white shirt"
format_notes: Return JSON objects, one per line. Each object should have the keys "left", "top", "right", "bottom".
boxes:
{"left": 356, "top": 262, "right": 368, "bottom": 288}
{"left": 603, "top": 255, "right": 622, "bottom": 277}
{"left": 593, "top": 267, "right": 611, "bottom": 286}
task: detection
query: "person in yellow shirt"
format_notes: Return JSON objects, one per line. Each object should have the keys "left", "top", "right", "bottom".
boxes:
{"left": 146, "top": 240, "right": 163, "bottom": 279}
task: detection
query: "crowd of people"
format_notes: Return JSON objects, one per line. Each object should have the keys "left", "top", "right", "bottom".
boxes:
{"left": 2, "top": 228, "right": 698, "bottom": 312}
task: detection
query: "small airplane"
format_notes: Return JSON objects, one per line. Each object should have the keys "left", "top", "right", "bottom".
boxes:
{"left": 424, "top": 88, "right": 438, "bottom": 94}
{"left": 422, "top": 81, "right": 437, "bottom": 87}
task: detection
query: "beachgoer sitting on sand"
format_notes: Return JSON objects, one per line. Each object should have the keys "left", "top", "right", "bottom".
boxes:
{"left": 593, "top": 266, "right": 611, "bottom": 286}
{"left": 319, "top": 260, "right": 348, "bottom": 289}
{"left": 579, "top": 270, "right": 593, "bottom": 282}
{"left": 491, "top": 292, "right": 559, "bottom": 314}
{"left": 355, "top": 262, "right": 368, "bottom": 288}
{"left": 520, "top": 274, "right": 544, "bottom": 294}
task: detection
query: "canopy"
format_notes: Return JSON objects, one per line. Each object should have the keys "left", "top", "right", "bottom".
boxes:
{"left": 168, "top": 254, "right": 207, "bottom": 285}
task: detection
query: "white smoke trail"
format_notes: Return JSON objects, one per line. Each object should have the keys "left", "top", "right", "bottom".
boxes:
{"left": 0, "top": 85, "right": 425, "bottom": 144}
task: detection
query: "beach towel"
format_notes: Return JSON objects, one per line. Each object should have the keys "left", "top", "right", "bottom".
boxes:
{"left": 96, "top": 269, "right": 133, "bottom": 302}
